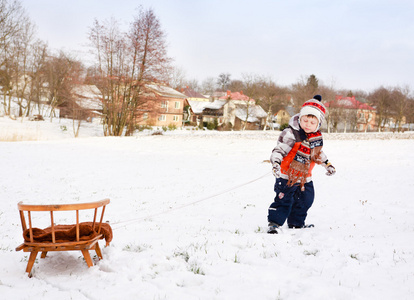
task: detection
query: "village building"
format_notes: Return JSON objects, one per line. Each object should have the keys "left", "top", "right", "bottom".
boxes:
{"left": 181, "top": 87, "right": 209, "bottom": 102}
{"left": 135, "top": 83, "right": 187, "bottom": 128}
{"left": 219, "top": 91, "right": 267, "bottom": 130}
{"left": 181, "top": 86, "right": 225, "bottom": 127}
{"left": 185, "top": 99, "right": 226, "bottom": 126}
{"left": 324, "top": 95, "right": 376, "bottom": 132}
{"left": 59, "top": 84, "right": 103, "bottom": 122}
{"left": 272, "top": 106, "right": 297, "bottom": 128}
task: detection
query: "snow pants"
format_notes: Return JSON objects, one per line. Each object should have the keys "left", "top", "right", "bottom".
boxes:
{"left": 267, "top": 178, "right": 314, "bottom": 227}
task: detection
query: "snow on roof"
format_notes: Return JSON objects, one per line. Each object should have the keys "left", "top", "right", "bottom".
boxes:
{"left": 205, "top": 100, "right": 226, "bottom": 110}
{"left": 234, "top": 104, "right": 267, "bottom": 123}
{"left": 187, "top": 100, "right": 226, "bottom": 114}
{"left": 72, "top": 85, "right": 103, "bottom": 110}
{"left": 188, "top": 100, "right": 207, "bottom": 114}
{"left": 146, "top": 84, "right": 187, "bottom": 99}
{"left": 325, "top": 96, "right": 375, "bottom": 110}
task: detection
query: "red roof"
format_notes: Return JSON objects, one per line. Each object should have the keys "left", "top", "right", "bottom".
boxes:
{"left": 325, "top": 96, "right": 375, "bottom": 110}
{"left": 219, "top": 90, "right": 252, "bottom": 101}
{"left": 181, "top": 87, "right": 207, "bottom": 99}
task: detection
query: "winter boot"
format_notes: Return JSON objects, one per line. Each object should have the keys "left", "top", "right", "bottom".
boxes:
{"left": 267, "top": 222, "right": 280, "bottom": 234}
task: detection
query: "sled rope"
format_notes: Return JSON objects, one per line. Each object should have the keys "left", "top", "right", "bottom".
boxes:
{"left": 111, "top": 171, "right": 271, "bottom": 230}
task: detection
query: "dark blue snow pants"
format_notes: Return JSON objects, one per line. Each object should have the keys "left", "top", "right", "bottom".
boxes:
{"left": 267, "top": 178, "right": 314, "bottom": 227}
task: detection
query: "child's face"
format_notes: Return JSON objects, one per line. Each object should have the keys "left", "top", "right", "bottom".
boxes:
{"left": 300, "top": 115, "right": 319, "bottom": 133}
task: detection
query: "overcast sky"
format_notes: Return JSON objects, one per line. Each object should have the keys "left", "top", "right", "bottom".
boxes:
{"left": 20, "top": 0, "right": 414, "bottom": 93}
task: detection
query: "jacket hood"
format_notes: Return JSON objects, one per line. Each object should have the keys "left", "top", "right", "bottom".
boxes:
{"left": 289, "top": 114, "right": 301, "bottom": 131}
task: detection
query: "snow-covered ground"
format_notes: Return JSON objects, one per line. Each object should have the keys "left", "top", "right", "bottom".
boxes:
{"left": 1, "top": 117, "right": 414, "bottom": 300}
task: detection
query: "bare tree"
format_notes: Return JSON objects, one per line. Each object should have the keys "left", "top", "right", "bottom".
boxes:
{"left": 391, "top": 86, "right": 410, "bottom": 132}
{"left": 290, "top": 74, "right": 320, "bottom": 109}
{"left": 88, "top": 17, "right": 127, "bottom": 136}
{"left": 183, "top": 78, "right": 199, "bottom": 92}
{"left": 9, "top": 14, "right": 35, "bottom": 117}
{"left": 238, "top": 73, "right": 262, "bottom": 130}
{"left": 368, "top": 86, "right": 393, "bottom": 132}
{"left": 217, "top": 73, "right": 231, "bottom": 92}
{"left": 26, "top": 39, "right": 48, "bottom": 116}
{"left": 168, "top": 66, "right": 187, "bottom": 90}
{"left": 257, "top": 78, "right": 289, "bottom": 131}
{"left": 88, "top": 8, "right": 171, "bottom": 136}
{"left": 318, "top": 84, "right": 338, "bottom": 132}
{"left": 42, "top": 51, "right": 84, "bottom": 120}
{"left": 228, "top": 79, "right": 244, "bottom": 93}
{"left": 124, "top": 7, "right": 172, "bottom": 135}
{"left": 0, "top": 0, "right": 28, "bottom": 116}
{"left": 200, "top": 77, "right": 217, "bottom": 95}
{"left": 406, "top": 96, "right": 414, "bottom": 126}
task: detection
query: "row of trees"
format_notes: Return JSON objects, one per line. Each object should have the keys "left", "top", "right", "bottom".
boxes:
{"left": 1, "top": 0, "right": 413, "bottom": 135}
{"left": 0, "top": 0, "right": 84, "bottom": 123}
{"left": 173, "top": 71, "right": 414, "bottom": 132}
{"left": 0, "top": 1, "right": 172, "bottom": 137}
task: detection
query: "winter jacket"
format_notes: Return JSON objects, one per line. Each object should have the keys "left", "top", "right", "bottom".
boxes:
{"left": 270, "top": 114, "right": 328, "bottom": 182}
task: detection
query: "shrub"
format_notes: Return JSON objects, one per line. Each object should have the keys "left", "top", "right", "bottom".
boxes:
{"left": 135, "top": 125, "right": 152, "bottom": 132}
{"left": 167, "top": 123, "right": 177, "bottom": 131}
{"left": 280, "top": 123, "right": 289, "bottom": 131}
{"left": 206, "top": 122, "right": 216, "bottom": 130}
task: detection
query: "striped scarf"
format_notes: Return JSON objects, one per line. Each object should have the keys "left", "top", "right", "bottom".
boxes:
{"left": 287, "top": 131, "right": 323, "bottom": 189}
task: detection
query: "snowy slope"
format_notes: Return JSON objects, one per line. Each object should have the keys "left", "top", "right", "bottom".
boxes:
{"left": 0, "top": 118, "right": 413, "bottom": 300}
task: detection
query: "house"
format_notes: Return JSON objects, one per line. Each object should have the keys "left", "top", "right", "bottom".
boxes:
{"left": 181, "top": 87, "right": 209, "bottom": 102}
{"left": 219, "top": 91, "right": 267, "bottom": 130}
{"left": 324, "top": 96, "right": 376, "bottom": 132}
{"left": 135, "top": 83, "right": 187, "bottom": 127}
{"left": 380, "top": 116, "right": 408, "bottom": 132}
{"left": 59, "top": 84, "right": 103, "bottom": 121}
{"left": 182, "top": 86, "right": 226, "bottom": 126}
{"left": 186, "top": 99, "right": 226, "bottom": 126}
{"left": 232, "top": 103, "right": 268, "bottom": 130}
{"left": 274, "top": 106, "right": 297, "bottom": 127}
{"left": 181, "top": 87, "right": 228, "bottom": 126}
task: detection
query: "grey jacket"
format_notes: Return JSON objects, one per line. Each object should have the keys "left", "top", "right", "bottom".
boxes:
{"left": 270, "top": 114, "right": 328, "bottom": 181}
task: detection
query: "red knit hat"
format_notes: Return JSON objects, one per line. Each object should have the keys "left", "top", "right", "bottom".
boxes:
{"left": 299, "top": 95, "right": 326, "bottom": 129}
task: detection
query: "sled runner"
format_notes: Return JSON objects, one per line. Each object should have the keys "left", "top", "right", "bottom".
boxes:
{"left": 16, "top": 199, "right": 112, "bottom": 277}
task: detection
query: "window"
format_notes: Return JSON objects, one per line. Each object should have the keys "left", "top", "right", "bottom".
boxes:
{"left": 175, "top": 101, "right": 180, "bottom": 109}
{"left": 158, "top": 115, "right": 166, "bottom": 121}
{"left": 161, "top": 101, "right": 169, "bottom": 112}
{"left": 173, "top": 115, "right": 179, "bottom": 121}
{"left": 143, "top": 113, "right": 148, "bottom": 120}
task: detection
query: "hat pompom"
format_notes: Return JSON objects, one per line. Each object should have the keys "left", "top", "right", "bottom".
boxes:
{"left": 313, "top": 94, "right": 322, "bottom": 101}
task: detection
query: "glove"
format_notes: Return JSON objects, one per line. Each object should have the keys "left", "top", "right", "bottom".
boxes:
{"left": 325, "top": 162, "right": 336, "bottom": 176}
{"left": 272, "top": 162, "right": 281, "bottom": 177}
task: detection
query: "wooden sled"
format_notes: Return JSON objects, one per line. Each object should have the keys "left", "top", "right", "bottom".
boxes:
{"left": 16, "top": 199, "right": 111, "bottom": 277}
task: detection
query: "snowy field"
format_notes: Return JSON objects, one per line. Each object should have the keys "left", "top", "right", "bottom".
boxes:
{"left": 1, "top": 117, "right": 414, "bottom": 300}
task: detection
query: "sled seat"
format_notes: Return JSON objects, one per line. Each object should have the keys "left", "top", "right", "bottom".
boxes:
{"left": 16, "top": 199, "right": 112, "bottom": 277}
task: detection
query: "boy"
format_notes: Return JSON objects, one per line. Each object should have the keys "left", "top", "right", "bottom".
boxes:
{"left": 267, "top": 95, "right": 336, "bottom": 234}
